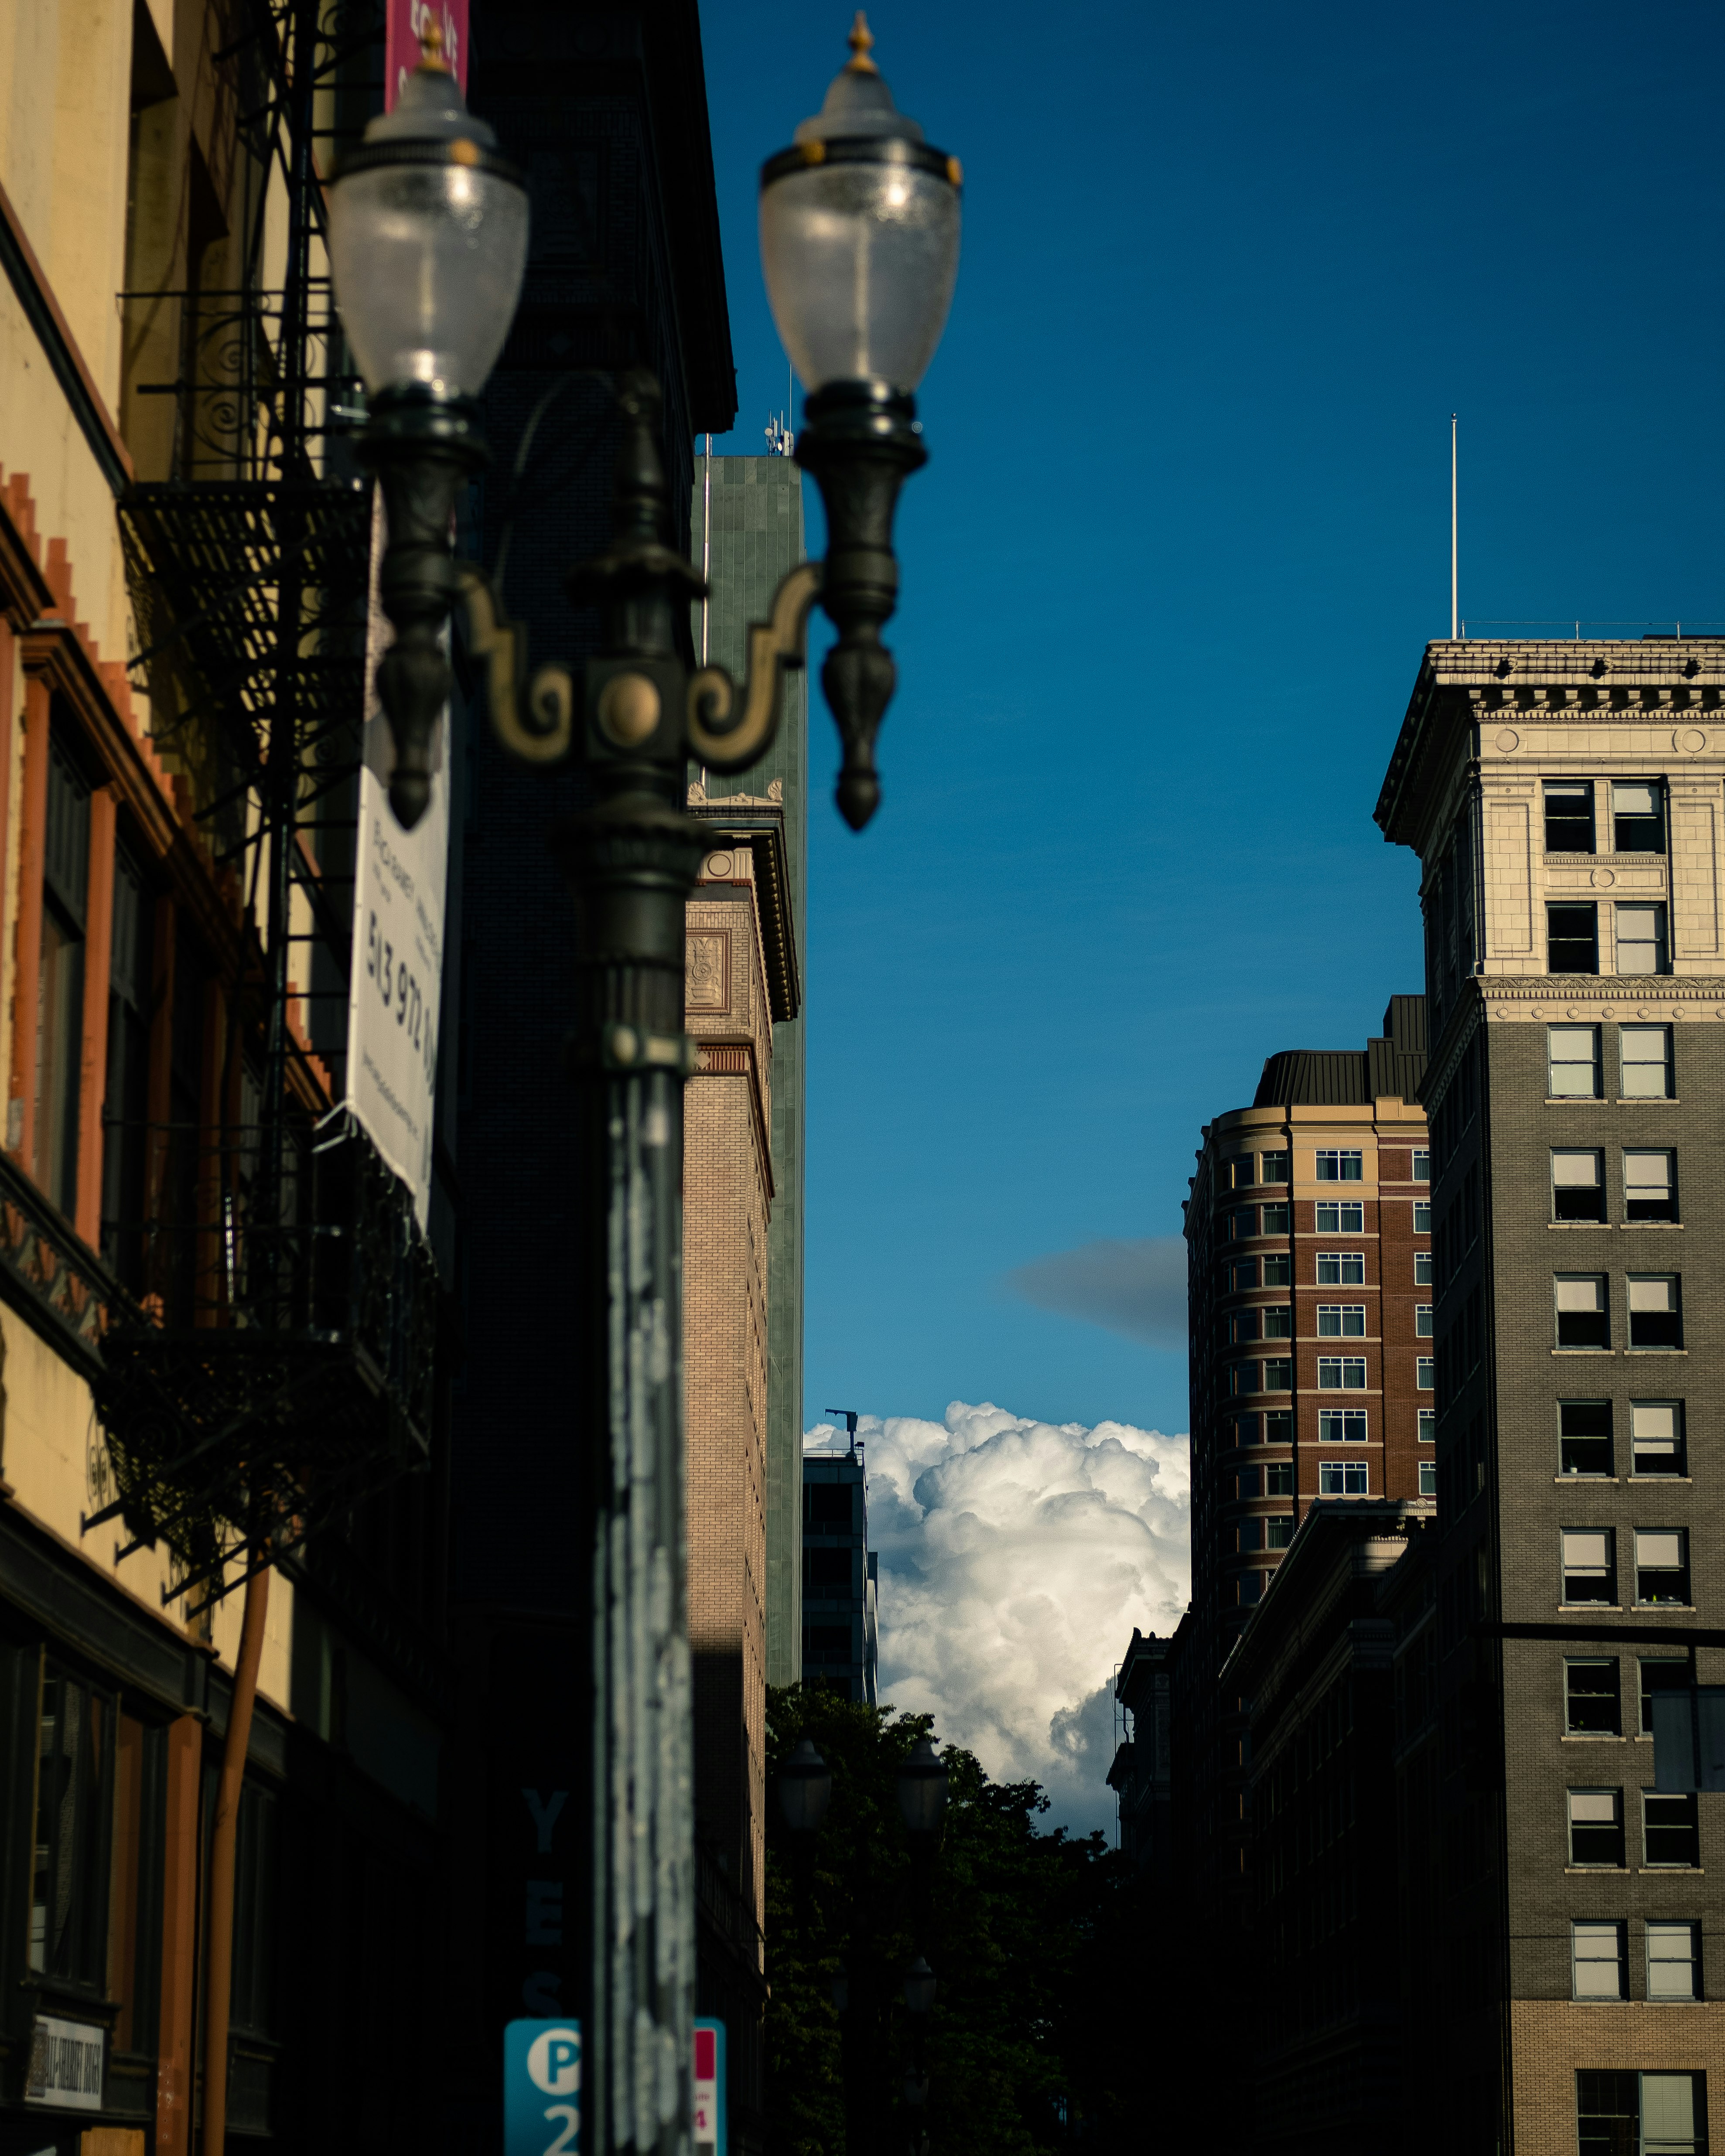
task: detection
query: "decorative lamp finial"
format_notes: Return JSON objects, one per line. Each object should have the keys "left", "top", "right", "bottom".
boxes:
{"left": 846, "top": 10, "right": 878, "bottom": 73}
{"left": 418, "top": 16, "right": 451, "bottom": 71}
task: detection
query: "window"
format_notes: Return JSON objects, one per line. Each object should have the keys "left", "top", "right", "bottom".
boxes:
{"left": 1553, "top": 1150, "right": 1606, "bottom": 1222}
{"left": 1318, "top": 1304, "right": 1366, "bottom": 1337}
{"left": 1615, "top": 903, "right": 1669, "bottom": 976}
{"left": 1260, "top": 1150, "right": 1289, "bottom": 1184}
{"left": 1226, "top": 1154, "right": 1256, "bottom": 1188}
{"left": 1318, "top": 1357, "right": 1367, "bottom": 1390}
{"left": 229, "top": 1779, "right": 281, "bottom": 2129}
{"left": 1648, "top": 1923, "right": 1701, "bottom": 2002}
{"left": 1415, "top": 1250, "right": 1433, "bottom": 1285}
{"left": 1319, "top": 1460, "right": 1368, "bottom": 1495}
{"left": 1635, "top": 1530, "right": 1689, "bottom": 1607}
{"left": 1228, "top": 1206, "right": 1258, "bottom": 1240}
{"left": 1562, "top": 1529, "right": 1615, "bottom": 1605}
{"left": 1238, "top": 1570, "right": 1264, "bottom": 1606}
{"left": 1560, "top": 1402, "right": 1613, "bottom": 1477}
{"left": 1262, "top": 1358, "right": 1292, "bottom": 1392}
{"left": 1236, "top": 1467, "right": 1260, "bottom": 1498}
{"left": 1568, "top": 1788, "right": 1625, "bottom": 1867}
{"left": 1228, "top": 1309, "right": 1260, "bottom": 1344}
{"left": 1545, "top": 781, "right": 1595, "bottom": 853}
{"left": 1317, "top": 1252, "right": 1365, "bottom": 1286}
{"left": 1230, "top": 1362, "right": 1261, "bottom": 1396}
{"left": 1264, "top": 1410, "right": 1293, "bottom": 1446}
{"left": 1266, "top": 1515, "right": 1294, "bottom": 1549}
{"left": 1629, "top": 1276, "right": 1682, "bottom": 1350}
{"left": 1644, "top": 1792, "right": 1701, "bottom": 1868}
{"left": 1318, "top": 1410, "right": 1368, "bottom": 1443}
{"left": 31, "top": 1668, "right": 115, "bottom": 1988}
{"left": 1418, "top": 1459, "right": 1436, "bottom": 1497}
{"left": 1621, "top": 1025, "right": 1674, "bottom": 1099}
{"left": 1415, "top": 1304, "right": 1434, "bottom": 1337}
{"left": 805, "top": 1483, "right": 852, "bottom": 1530}
{"left": 37, "top": 733, "right": 92, "bottom": 1216}
{"left": 1227, "top": 1258, "right": 1259, "bottom": 1292}
{"left": 1614, "top": 782, "right": 1666, "bottom": 856}
{"left": 1237, "top": 1518, "right": 1262, "bottom": 1552}
{"left": 1413, "top": 1199, "right": 1431, "bottom": 1234}
{"left": 1578, "top": 2071, "right": 1707, "bottom": 2156}
{"left": 1573, "top": 1922, "right": 1626, "bottom": 2000}
{"left": 1315, "top": 1200, "right": 1365, "bottom": 1233}
{"left": 1566, "top": 1661, "right": 1621, "bottom": 1736}
{"left": 1625, "top": 1151, "right": 1677, "bottom": 1223}
{"left": 1315, "top": 1149, "right": 1363, "bottom": 1182}
{"left": 1411, "top": 1147, "right": 1430, "bottom": 1181}
{"left": 1262, "top": 1254, "right": 1291, "bottom": 1287}
{"left": 1549, "top": 1025, "right": 1603, "bottom": 1098}
{"left": 1632, "top": 1402, "right": 1686, "bottom": 1477}
{"left": 1642, "top": 1658, "right": 1694, "bottom": 1738}
{"left": 1261, "top": 1203, "right": 1291, "bottom": 1235}
{"left": 101, "top": 842, "right": 154, "bottom": 1293}
{"left": 1418, "top": 1409, "right": 1435, "bottom": 1443}
{"left": 1264, "top": 1462, "right": 1294, "bottom": 1496}
{"left": 1549, "top": 903, "right": 1600, "bottom": 974}
{"left": 1417, "top": 1356, "right": 1435, "bottom": 1391}
{"left": 804, "top": 1547, "right": 853, "bottom": 1594}
{"left": 1556, "top": 1276, "right": 1609, "bottom": 1349}
{"left": 1231, "top": 1413, "right": 1260, "bottom": 1447}
{"left": 1262, "top": 1307, "right": 1292, "bottom": 1340}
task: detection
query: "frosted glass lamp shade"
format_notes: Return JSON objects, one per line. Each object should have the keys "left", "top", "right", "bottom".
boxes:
{"left": 328, "top": 161, "right": 528, "bottom": 397}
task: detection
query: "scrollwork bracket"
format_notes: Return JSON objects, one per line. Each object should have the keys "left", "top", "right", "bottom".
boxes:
{"left": 458, "top": 563, "right": 578, "bottom": 765}
{"left": 686, "top": 559, "right": 824, "bottom": 772}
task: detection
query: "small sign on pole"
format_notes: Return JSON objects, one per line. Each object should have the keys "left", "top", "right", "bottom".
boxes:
{"left": 694, "top": 2019, "right": 725, "bottom": 2156}
{"left": 504, "top": 2019, "right": 581, "bottom": 2156}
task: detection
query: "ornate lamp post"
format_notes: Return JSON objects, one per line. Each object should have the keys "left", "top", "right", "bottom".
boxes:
{"left": 328, "top": 19, "right": 957, "bottom": 2154}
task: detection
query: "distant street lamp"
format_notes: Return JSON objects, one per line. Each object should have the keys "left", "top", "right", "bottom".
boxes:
{"left": 781, "top": 1736, "right": 837, "bottom": 1835}
{"left": 327, "top": 19, "right": 958, "bottom": 2156}
{"left": 897, "top": 1734, "right": 951, "bottom": 1841}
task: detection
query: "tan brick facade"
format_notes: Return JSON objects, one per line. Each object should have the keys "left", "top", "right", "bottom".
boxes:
{"left": 684, "top": 841, "right": 775, "bottom": 1937}
{"left": 1510, "top": 2000, "right": 1725, "bottom": 2156}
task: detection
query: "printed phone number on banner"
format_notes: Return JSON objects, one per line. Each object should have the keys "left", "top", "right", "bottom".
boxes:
{"left": 365, "top": 910, "right": 437, "bottom": 1090}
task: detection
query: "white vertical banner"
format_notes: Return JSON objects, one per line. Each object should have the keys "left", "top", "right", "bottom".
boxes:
{"left": 345, "top": 491, "right": 450, "bottom": 1230}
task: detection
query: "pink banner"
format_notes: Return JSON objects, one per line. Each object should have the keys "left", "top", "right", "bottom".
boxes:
{"left": 385, "top": 0, "right": 469, "bottom": 107}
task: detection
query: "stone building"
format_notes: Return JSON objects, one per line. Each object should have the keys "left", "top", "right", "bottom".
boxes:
{"left": 1374, "top": 635, "right": 1725, "bottom": 2156}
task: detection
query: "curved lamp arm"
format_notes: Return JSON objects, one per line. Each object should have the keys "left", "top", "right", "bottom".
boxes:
{"left": 686, "top": 560, "right": 823, "bottom": 772}
{"left": 458, "top": 563, "right": 578, "bottom": 765}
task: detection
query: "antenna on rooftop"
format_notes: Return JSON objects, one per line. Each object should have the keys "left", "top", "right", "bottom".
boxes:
{"left": 1450, "top": 413, "right": 1459, "bottom": 641}
{"left": 826, "top": 1409, "right": 861, "bottom": 1460}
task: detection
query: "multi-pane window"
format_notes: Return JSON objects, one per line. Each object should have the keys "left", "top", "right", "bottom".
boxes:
{"left": 1635, "top": 1530, "right": 1689, "bottom": 1607}
{"left": 1572, "top": 1921, "right": 1626, "bottom": 2000}
{"left": 1318, "top": 1410, "right": 1367, "bottom": 1443}
{"left": 1227, "top": 1259, "right": 1259, "bottom": 1292}
{"left": 1549, "top": 903, "right": 1600, "bottom": 974}
{"left": 1228, "top": 1310, "right": 1260, "bottom": 1344}
{"left": 1614, "top": 781, "right": 1667, "bottom": 854}
{"left": 1315, "top": 1200, "right": 1365, "bottom": 1233}
{"left": 1568, "top": 1788, "right": 1625, "bottom": 1866}
{"left": 1229, "top": 1207, "right": 1258, "bottom": 1240}
{"left": 1549, "top": 1024, "right": 1602, "bottom": 1098}
{"left": 1231, "top": 1414, "right": 1260, "bottom": 1446}
{"left": 1416, "top": 1356, "right": 1435, "bottom": 1391}
{"left": 31, "top": 1668, "right": 115, "bottom": 1988}
{"left": 1418, "top": 1409, "right": 1435, "bottom": 1443}
{"left": 1624, "top": 1152, "right": 1677, "bottom": 1222}
{"left": 1411, "top": 1148, "right": 1431, "bottom": 1181}
{"left": 1238, "top": 1572, "right": 1264, "bottom": 1606}
{"left": 1226, "top": 1155, "right": 1256, "bottom": 1188}
{"left": 1317, "top": 1305, "right": 1366, "bottom": 1337}
{"left": 37, "top": 732, "right": 92, "bottom": 1217}
{"left": 1260, "top": 1150, "right": 1289, "bottom": 1183}
{"left": 1632, "top": 1402, "right": 1686, "bottom": 1477}
{"left": 1556, "top": 1276, "right": 1609, "bottom": 1349}
{"left": 1260, "top": 1203, "right": 1291, "bottom": 1235}
{"left": 1264, "top": 1461, "right": 1295, "bottom": 1496}
{"left": 1230, "top": 1362, "right": 1261, "bottom": 1398}
{"left": 1317, "top": 1357, "right": 1367, "bottom": 1390}
{"left": 1236, "top": 1467, "right": 1261, "bottom": 1499}
{"left": 1629, "top": 1276, "right": 1682, "bottom": 1349}
{"left": 1415, "top": 1305, "right": 1434, "bottom": 1337}
{"left": 1237, "top": 1518, "right": 1263, "bottom": 1553}
{"left": 1262, "top": 1307, "right": 1293, "bottom": 1339}
{"left": 1644, "top": 1792, "right": 1701, "bottom": 1868}
{"left": 1545, "top": 781, "right": 1596, "bottom": 853}
{"left": 1560, "top": 1402, "right": 1613, "bottom": 1477}
{"left": 1264, "top": 1411, "right": 1293, "bottom": 1446}
{"left": 1578, "top": 2071, "right": 1706, "bottom": 2156}
{"left": 1262, "top": 1254, "right": 1291, "bottom": 1287}
{"left": 1620, "top": 1025, "right": 1674, "bottom": 1099}
{"left": 1565, "top": 1660, "right": 1621, "bottom": 1735}
{"left": 1647, "top": 1923, "right": 1701, "bottom": 2002}
{"left": 1414, "top": 1250, "right": 1433, "bottom": 1286}
{"left": 1266, "top": 1515, "right": 1294, "bottom": 1548}
{"left": 1615, "top": 903, "right": 1669, "bottom": 976}
{"left": 1562, "top": 1530, "right": 1616, "bottom": 1605}
{"left": 102, "top": 843, "right": 154, "bottom": 1291}
{"left": 1642, "top": 1657, "right": 1694, "bottom": 1738}
{"left": 1314, "top": 1149, "right": 1363, "bottom": 1182}
{"left": 1262, "top": 1358, "right": 1292, "bottom": 1392}
{"left": 1553, "top": 1150, "right": 1606, "bottom": 1222}
{"left": 1317, "top": 1252, "right": 1365, "bottom": 1286}
{"left": 1413, "top": 1199, "right": 1431, "bottom": 1234}
{"left": 1319, "top": 1460, "right": 1368, "bottom": 1495}
{"left": 1418, "top": 1459, "right": 1436, "bottom": 1496}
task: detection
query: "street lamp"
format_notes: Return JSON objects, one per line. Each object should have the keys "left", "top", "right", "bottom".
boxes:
{"left": 779, "top": 1737, "right": 836, "bottom": 1835}
{"left": 897, "top": 1734, "right": 950, "bottom": 1841}
{"left": 902, "top": 1955, "right": 937, "bottom": 2016}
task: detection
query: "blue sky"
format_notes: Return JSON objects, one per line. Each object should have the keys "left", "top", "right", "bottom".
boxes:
{"left": 700, "top": 0, "right": 1725, "bottom": 1438}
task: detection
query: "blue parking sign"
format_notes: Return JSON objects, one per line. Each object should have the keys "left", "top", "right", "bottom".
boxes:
{"left": 505, "top": 2019, "right": 581, "bottom": 2156}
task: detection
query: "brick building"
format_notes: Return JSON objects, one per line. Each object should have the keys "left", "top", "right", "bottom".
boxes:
{"left": 1109, "top": 1627, "right": 1173, "bottom": 1877}
{"left": 1374, "top": 637, "right": 1725, "bottom": 2156}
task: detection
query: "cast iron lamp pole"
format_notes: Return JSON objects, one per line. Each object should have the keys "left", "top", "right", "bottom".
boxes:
{"left": 328, "top": 20, "right": 957, "bottom": 2155}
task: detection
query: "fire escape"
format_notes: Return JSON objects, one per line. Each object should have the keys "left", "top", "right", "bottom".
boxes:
{"left": 67, "top": 0, "right": 438, "bottom": 1617}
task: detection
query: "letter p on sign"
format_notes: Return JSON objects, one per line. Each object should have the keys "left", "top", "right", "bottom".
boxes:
{"left": 505, "top": 2019, "right": 581, "bottom": 2156}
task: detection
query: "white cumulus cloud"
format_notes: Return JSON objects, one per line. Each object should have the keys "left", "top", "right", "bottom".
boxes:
{"left": 805, "top": 1400, "right": 1191, "bottom": 1837}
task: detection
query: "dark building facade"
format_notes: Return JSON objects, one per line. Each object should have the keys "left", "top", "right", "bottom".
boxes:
{"left": 1110, "top": 1628, "right": 1173, "bottom": 1876}
{"left": 801, "top": 1449, "right": 878, "bottom": 1705}
{"left": 1375, "top": 638, "right": 1725, "bottom": 2156}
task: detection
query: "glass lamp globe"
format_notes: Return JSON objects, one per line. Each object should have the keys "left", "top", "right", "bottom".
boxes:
{"left": 778, "top": 1738, "right": 833, "bottom": 1835}
{"left": 328, "top": 31, "right": 529, "bottom": 399}
{"left": 759, "top": 13, "right": 961, "bottom": 394}
{"left": 903, "top": 1956, "right": 937, "bottom": 2016}
{"left": 897, "top": 1735, "right": 949, "bottom": 1837}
